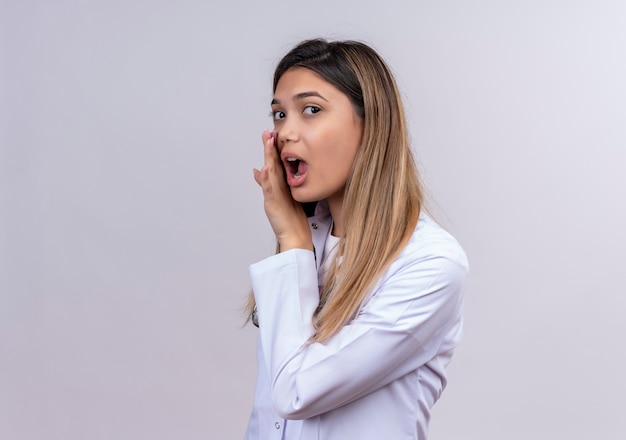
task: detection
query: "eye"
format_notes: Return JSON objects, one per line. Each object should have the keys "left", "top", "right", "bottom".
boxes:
{"left": 271, "top": 110, "right": 286, "bottom": 121}
{"left": 303, "top": 106, "right": 321, "bottom": 115}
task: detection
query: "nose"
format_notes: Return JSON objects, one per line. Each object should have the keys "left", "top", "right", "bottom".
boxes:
{"left": 276, "top": 115, "right": 300, "bottom": 148}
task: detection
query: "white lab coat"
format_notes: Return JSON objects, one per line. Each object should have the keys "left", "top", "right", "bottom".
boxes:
{"left": 245, "top": 201, "right": 468, "bottom": 440}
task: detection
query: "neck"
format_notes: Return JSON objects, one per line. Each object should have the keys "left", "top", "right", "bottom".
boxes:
{"left": 327, "top": 195, "right": 344, "bottom": 237}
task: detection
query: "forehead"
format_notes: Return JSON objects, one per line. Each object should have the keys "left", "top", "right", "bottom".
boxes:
{"left": 273, "top": 67, "right": 344, "bottom": 98}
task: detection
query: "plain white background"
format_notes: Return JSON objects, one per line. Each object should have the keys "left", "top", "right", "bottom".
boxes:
{"left": 1, "top": 1, "right": 625, "bottom": 439}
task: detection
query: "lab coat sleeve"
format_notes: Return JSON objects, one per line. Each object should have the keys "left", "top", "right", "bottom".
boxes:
{"left": 250, "top": 242, "right": 467, "bottom": 420}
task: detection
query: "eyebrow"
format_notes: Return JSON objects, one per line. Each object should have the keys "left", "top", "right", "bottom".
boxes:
{"left": 271, "top": 91, "right": 328, "bottom": 105}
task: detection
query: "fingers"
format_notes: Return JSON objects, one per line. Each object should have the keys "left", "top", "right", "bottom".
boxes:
{"left": 253, "top": 129, "right": 283, "bottom": 187}
{"left": 262, "top": 129, "right": 279, "bottom": 168}
{"left": 253, "top": 164, "right": 272, "bottom": 187}
{"left": 252, "top": 166, "right": 263, "bottom": 186}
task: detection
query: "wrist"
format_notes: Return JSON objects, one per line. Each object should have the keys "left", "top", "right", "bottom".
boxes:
{"left": 278, "top": 235, "right": 313, "bottom": 252}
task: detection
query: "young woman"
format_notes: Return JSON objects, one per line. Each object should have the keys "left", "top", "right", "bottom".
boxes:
{"left": 245, "top": 39, "right": 468, "bottom": 440}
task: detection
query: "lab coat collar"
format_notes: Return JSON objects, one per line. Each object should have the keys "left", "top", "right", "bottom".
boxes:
{"left": 308, "top": 200, "right": 332, "bottom": 272}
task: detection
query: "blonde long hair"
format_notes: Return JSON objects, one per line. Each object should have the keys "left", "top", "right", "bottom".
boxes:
{"left": 247, "top": 39, "right": 423, "bottom": 343}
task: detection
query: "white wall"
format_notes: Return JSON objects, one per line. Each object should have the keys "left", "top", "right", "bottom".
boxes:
{"left": 1, "top": 1, "right": 624, "bottom": 439}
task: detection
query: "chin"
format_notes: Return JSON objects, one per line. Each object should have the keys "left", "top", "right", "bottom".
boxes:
{"left": 290, "top": 188, "right": 319, "bottom": 204}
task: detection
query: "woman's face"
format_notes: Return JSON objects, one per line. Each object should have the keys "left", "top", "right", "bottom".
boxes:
{"left": 271, "top": 67, "right": 363, "bottom": 207}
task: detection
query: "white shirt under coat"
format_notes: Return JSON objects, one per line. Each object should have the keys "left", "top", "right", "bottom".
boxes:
{"left": 245, "top": 201, "right": 468, "bottom": 440}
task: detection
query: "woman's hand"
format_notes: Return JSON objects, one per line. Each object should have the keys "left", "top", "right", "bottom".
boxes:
{"left": 253, "top": 130, "right": 313, "bottom": 252}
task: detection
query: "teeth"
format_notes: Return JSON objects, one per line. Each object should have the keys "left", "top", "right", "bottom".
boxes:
{"left": 287, "top": 158, "right": 297, "bottom": 162}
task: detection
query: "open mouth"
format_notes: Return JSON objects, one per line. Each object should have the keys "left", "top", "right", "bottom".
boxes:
{"left": 283, "top": 156, "right": 308, "bottom": 187}
{"left": 286, "top": 157, "right": 303, "bottom": 177}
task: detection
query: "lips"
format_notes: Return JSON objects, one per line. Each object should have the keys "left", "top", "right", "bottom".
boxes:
{"left": 282, "top": 156, "right": 308, "bottom": 187}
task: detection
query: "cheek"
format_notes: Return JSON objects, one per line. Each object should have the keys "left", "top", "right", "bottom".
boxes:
{"left": 305, "top": 119, "right": 361, "bottom": 174}
{"left": 336, "top": 128, "right": 361, "bottom": 164}
{"left": 328, "top": 143, "right": 358, "bottom": 181}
